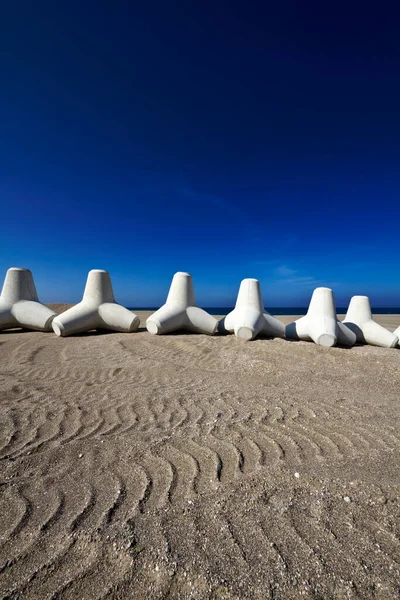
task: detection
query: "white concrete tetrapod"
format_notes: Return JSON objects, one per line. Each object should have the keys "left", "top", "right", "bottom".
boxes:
{"left": 52, "top": 270, "right": 139, "bottom": 337}
{"left": 146, "top": 272, "right": 217, "bottom": 335}
{"left": 219, "top": 278, "right": 285, "bottom": 341}
{"left": 286, "top": 287, "right": 356, "bottom": 347}
{"left": 394, "top": 326, "right": 400, "bottom": 346}
{"left": 343, "top": 296, "right": 399, "bottom": 348}
{"left": 0, "top": 267, "right": 56, "bottom": 332}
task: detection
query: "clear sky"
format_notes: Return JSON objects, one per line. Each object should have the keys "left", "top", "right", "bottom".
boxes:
{"left": 2, "top": 1, "right": 400, "bottom": 307}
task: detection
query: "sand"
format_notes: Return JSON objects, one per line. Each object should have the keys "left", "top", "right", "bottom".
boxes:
{"left": 0, "top": 309, "right": 399, "bottom": 599}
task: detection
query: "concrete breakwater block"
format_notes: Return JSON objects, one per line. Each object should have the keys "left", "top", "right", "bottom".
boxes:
{"left": 286, "top": 287, "right": 356, "bottom": 347}
{"left": 219, "top": 278, "right": 285, "bottom": 341}
{"left": 146, "top": 272, "right": 217, "bottom": 335}
{"left": 0, "top": 267, "right": 56, "bottom": 332}
{"left": 343, "top": 296, "right": 398, "bottom": 348}
{"left": 52, "top": 270, "right": 139, "bottom": 337}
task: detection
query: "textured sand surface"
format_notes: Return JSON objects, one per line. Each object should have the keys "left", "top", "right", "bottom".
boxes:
{"left": 0, "top": 310, "right": 399, "bottom": 599}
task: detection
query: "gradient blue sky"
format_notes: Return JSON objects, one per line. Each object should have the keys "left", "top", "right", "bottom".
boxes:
{"left": 2, "top": 1, "right": 400, "bottom": 307}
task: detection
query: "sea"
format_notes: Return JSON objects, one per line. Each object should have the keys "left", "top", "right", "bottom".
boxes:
{"left": 130, "top": 307, "right": 400, "bottom": 315}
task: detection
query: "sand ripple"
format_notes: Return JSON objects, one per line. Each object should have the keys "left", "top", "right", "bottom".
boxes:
{"left": 0, "top": 327, "right": 399, "bottom": 598}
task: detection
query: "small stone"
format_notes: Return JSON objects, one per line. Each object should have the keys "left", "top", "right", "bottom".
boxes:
{"left": 343, "top": 496, "right": 351, "bottom": 503}
{"left": 78, "top": 453, "right": 83, "bottom": 458}
{"left": 295, "top": 472, "right": 300, "bottom": 478}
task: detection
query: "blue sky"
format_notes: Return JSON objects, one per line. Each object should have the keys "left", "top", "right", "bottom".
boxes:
{"left": 1, "top": 1, "right": 400, "bottom": 307}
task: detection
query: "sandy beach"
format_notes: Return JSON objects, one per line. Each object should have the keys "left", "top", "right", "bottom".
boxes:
{"left": 0, "top": 309, "right": 399, "bottom": 599}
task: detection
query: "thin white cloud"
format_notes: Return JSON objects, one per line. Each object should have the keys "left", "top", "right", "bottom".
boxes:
{"left": 251, "top": 259, "right": 282, "bottom": 266}
{"left": 275, "top": 265, "right": 297, "bottom": 277}
{"left": 273, "top": 264, "right": 318, "bottom": 288}
{"left": 280, "top": 275, "right": 317, "bottom": 286}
